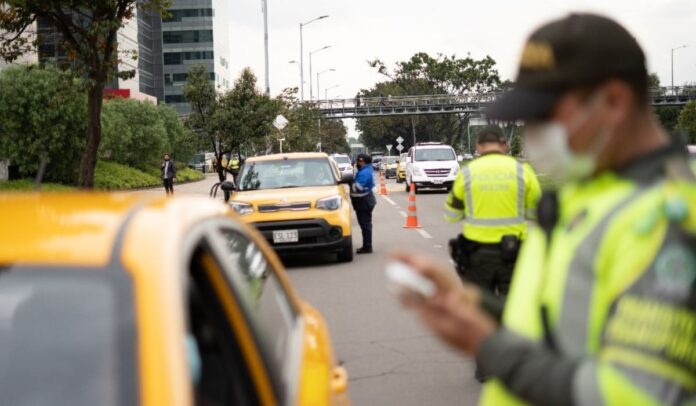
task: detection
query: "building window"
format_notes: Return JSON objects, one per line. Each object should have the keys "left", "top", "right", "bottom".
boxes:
{"left": 163, "top": 8, "right": 214, "bottom": 23}
{"left": 163, "top": 30, "right": 213, "bottom": 44}
{"left": 163, "top": 51, "right": 214, "bottom": 65}
{"left": 165, "top": 95, "right": 186, "bottom": 103}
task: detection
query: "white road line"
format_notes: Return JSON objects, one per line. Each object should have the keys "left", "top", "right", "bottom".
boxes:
{"left": 417, "top": 229, "right": 433, "bottom": 239}
{"left": 399, "top": 211, "right": 407, "bottom": 218}
{"left": 381, "top": 195, "right": 397, "bottom": 206}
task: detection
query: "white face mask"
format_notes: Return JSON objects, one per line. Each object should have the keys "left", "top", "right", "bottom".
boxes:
{"left": 523, "top": 94, "right": 611, "bottom": 182}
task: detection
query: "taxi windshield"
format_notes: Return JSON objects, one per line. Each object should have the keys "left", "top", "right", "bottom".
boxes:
{"left": 0, "top": 267, "right": 135, "bottom": 406}
{"left": 238, "top": 158, "right": 337, "bottom": 191}
{"left": 332, "top": 156, "right": 351, "bottom": 165}
{"left": 386, "top": 157, "right": 398, "bottom": 164}
{"left": 415, "top": 148, "right": 456, "bottom": 161}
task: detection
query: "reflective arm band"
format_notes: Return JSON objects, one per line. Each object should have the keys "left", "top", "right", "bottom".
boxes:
{"left": 444, "top": 209, "right": 465, "bottom": 223}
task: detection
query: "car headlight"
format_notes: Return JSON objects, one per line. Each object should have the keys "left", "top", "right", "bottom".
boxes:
{"left": 230, "top": 201, "right": 254, "bottom": 216}
{"left": 316, "top": 195, "right": 342, "bottom": 211}
{"left": 412, "top": 166, "right": 424, "bottom": 176}
{"left": 451, "top": 167, "right": 459, "bottom": 175}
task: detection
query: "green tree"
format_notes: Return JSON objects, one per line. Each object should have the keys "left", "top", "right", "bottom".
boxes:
{"left": 677, "top": 100, "right": 696, "bottom": 143}
{"left": 0, "top": 0, "right": 170, "bottom": 188}
{"left": 320, "top": 120, "right": 349, "bottom": 154}
{"left": 184, "top": 65, "right": 279, "bottom": 182}
{"left": 157, "top": 104, "right": 199, "bottom": 163}
{"left": 649, "top": 72, "right": 661, "bottom": 88}
{"left": 655, "top": 106, "right": 683, "bottom": 132}
{"left": 0, "top": 65, "right": 86, "bottom": 183}
{"left": 99, "top": 98, "right": 166, "bottom": 167}
{"left": 357, "top": 52, "right": 501, "bottom": 151}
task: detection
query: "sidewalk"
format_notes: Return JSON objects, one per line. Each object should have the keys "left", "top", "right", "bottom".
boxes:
{"left": 131, "top": 173, "right": 221, "bottom": 197}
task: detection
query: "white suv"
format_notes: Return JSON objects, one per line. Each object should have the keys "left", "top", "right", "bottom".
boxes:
{"left": 405, "top": 142, "right": 460, "bottom": 193}
{"left": 330, "top": 154, "right": 354, "bottom": 177}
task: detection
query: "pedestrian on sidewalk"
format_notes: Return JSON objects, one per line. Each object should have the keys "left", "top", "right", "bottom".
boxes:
{"left": 161, "top": 153, "right": 176, "bottom": 197}
{"left": 350, "top": 154, "right": 376, "bottom": 254}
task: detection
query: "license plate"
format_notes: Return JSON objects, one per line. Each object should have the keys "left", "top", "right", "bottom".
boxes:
{"left": 273, "top": 230, "right": 299, "bottom": 244}
{"left": 432, "top": 179, "right": 444, "bottom": 185}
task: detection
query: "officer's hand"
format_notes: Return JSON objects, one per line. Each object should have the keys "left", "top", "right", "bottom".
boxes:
{"left": 389, "top": 250, "right": 497, "bottom": 355}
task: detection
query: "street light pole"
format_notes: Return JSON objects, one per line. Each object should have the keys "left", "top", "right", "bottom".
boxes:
{"left": 261, "top": 0, "right": 270, "bottom": 94}
{"left": 671, "top": 45, "right": 687, "bottom": 92}
{"left": 309, "top": 45, "right": 330, "bottom": 100}
{"left": 325, "top": 84, "right": 340, "bottom": 101}
{"left": 316, "top": 68, "right": 335, "bottom": 103}
{"left": 299, "top": 15, "right": 328, "bottom": 102}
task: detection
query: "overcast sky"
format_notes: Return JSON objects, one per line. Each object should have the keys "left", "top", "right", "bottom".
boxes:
{"left": 227, "top": 0, "right": 696, "bottom": 137}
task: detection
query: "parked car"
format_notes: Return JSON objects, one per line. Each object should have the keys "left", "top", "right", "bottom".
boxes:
{"left": 405, "top": 142, "right": 460, "bottom": 193}
{"left": 188, "top": 152, "right": 214, "bottom": 173}
{"left": 228, "top": 152, "right": 355, "bottom": 262}
{"left": 0, "top": 193, "right": 349, "bottom": 406}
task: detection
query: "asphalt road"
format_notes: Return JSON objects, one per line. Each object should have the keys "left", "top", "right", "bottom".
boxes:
{"left": 144, "top": 173, "right": 481, "bottom": 405}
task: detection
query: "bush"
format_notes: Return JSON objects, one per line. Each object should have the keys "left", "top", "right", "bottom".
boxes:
{"left": 0, "top": 179, "right": 76, "bottom": 192}
{"left": 94, "top": 161, "right": 160, "bottom": 190}
{"left": 0, "top": 65, "right": 86, "bottom": 183}
{"left": 176, "top": 167, "right": 205, "bottom": 183}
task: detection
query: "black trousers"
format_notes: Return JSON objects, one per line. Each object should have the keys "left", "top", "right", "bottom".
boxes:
{"left": 355, "top": 207, "right": 374, "bottom": 249}
{"left": 163, "top": 178, "right": 174, "bottom": 195}
{"left": 460, "top": 246, "right": 514, "bottom": 296}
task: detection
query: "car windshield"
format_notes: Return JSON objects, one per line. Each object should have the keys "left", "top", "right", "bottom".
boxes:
{"left": 238, "top": 158, "right": 337, "bottom": 191}
{"left": 415, "top": 148, "right": 456, "bottom": 161}
{"left": 0, "top": 267, "right": 134, "bottom": 406}
{"left": 386, "top": 157, "right": 398, "bottom": 164}
{"left": 332, "top": 156, "right": 351, "bottom": 165}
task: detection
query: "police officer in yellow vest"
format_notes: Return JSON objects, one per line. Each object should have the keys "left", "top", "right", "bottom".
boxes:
{"left": 446, "top": 126, "right": 541, "bottom": 297}
{"left": 393, "top": 13, "right": 696, "bottom": 405}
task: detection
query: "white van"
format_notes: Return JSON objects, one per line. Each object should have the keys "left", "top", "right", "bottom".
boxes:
{"left": 405, "top": 142, "right": 460, "bottom": 193}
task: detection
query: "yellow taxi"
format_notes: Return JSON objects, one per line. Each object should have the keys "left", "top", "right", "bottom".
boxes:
{"left": 229, "top": 153, "right": 354, "bottom": 263}
{"left": 396, "top": 154, "right": 408, "bottom": 183}
{"left": 0, "top": 193, "right": 349, "bottom": 406}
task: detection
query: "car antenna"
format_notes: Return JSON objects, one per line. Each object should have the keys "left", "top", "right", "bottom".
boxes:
{"left": 33, "top": 157, "right": 49, "bottom": 191}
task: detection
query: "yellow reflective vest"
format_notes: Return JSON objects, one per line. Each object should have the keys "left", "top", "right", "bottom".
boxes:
{"left": 481, "top": 151, "right": 696, "bottom": 405}
{"left": 445, "top": 153, "right": 541, "bottom": 243}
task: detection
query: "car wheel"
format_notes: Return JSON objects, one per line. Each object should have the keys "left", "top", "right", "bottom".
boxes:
{"left": 337, "top": 237, "right": 353, "bottom": 263}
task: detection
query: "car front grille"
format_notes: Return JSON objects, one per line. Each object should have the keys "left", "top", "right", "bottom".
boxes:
{"left": 424, "top": 168, "right": 450, "bottom": 177}
{"left": 258, "top": 202, "right": 311, "bottom": 213}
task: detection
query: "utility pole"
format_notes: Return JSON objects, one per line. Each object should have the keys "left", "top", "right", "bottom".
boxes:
{"left": 671, "top": 45, "right": 687, "bottom": 92}
{"left": 262, "top": 0, "right": 270, "bottom": 94}
{"left": 299, "top": 15, "right": 329, "bottom": 102}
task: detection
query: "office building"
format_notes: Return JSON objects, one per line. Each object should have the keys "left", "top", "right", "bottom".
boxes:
{"left": 161, "top": 0, "right": 232, "bottom": 114}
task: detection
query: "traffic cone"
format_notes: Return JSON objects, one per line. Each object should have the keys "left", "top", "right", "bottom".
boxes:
{"left": 403, "top": 182, "right": 421, "bottom": 228}
{"left": 379, "top": 170, "right": 388, "bottom": 195}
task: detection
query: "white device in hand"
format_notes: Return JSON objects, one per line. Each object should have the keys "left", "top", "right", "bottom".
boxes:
{"left": 385, "top": 261, "right": 436, "bottom": 299}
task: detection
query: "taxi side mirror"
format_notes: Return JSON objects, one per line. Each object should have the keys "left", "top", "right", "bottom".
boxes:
{"left": 220, "top": 181, "right": 236, "bottom": 192}
{"left": 339, "top": 172, "right": 354, "bottom": 184}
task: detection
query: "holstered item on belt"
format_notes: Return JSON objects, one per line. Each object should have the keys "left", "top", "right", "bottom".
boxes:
{"left": 449, "top": 234, "right": 472, "bottom": 275}
{"left": 500, "top": 234, "right": 521, "bottom": 264}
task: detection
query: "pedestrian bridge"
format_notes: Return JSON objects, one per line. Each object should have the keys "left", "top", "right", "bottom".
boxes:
{"left": 314, "top": 87, "right": 696, "bottom": 119}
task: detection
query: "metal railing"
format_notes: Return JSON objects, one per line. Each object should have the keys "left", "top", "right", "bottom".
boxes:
{"left": 312, "top": 87, "right": 696, "bottom": 119}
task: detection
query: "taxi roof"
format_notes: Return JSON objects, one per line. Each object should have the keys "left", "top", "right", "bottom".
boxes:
{"left": 246, "top": 152, "right": 329, "bottom": 163}
{"left": 0, "top": 192, "right": 230, "bottom": 267}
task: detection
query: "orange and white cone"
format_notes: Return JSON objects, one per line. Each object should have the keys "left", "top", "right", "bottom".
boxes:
{"left": 379, "top": 170, "right": 388, "bottom": 195}
{"left": 403, "top": 182, "right": 421, "bottom": 228}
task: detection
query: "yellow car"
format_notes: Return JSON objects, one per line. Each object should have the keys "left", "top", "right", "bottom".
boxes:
{"left": 0, "top": 193, "right": 349, "bottom": 406}
{"left": 229, "top": 152, "right": 354, "bottom": 262}
{"left": 396, "top": 154, "right": 408, "bottom": 183}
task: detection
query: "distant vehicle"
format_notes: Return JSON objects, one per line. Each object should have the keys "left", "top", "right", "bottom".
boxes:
{"left": 462, "top": 153, "right": 474, "bottom": 160}
{"left": 689, "top": 145, "right": 696, "bottom": 159}
{"left": 229, "top": 152, "right": 355, "bottom": 263}
{"left": 381, "top": 156, "right": 399, "bottom": 178}
{"left": 330, "top": 154, "right": 354, "bottom": 177}
{"left": 371, "top": 156, "right": 383, "bottom": 170}
{"left": 188, "top": 152, "right": 214, "bottom": 173}
{"left": 405, "top": 142, "right": 460, "bottom": 193}
{"left": 396, "top": 154, "right": 408, "bottom": 183}
{"left": 0, "top": 193, "right": 349, "bottom": 406}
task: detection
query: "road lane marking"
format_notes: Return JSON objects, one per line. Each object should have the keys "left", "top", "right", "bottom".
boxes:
{"left": 417, "top": 229, "right": 433, "bottom": 239}
{"left": 399, "top": 211, "right": 407, "bottom": 218}
{"left": 381, "top": 195, "right": 397, "bottom": 206}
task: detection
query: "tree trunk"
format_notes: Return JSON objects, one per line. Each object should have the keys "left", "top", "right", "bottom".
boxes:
{"left": 78, "top": 84, "right": 104, "bottom": 188}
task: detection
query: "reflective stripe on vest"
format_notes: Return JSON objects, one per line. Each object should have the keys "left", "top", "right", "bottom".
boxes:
{"left": 462, "top": 161, "right": 526, "bottom": 226}
{"left": 555, "top": 187, "right": 646, "bottom": 356}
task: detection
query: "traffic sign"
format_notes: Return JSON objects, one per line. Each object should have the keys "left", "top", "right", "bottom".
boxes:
{"left": 273, "top": 114, "right": 288, "bottom": 130}
{"left": 396, "top": 145, "right": 404, "bottom": 152}
{"left": 396, "top": 136, "right": 404, "bottom": 144}
{"left": 386, "top": 144, "right": 393, "bottom": 152}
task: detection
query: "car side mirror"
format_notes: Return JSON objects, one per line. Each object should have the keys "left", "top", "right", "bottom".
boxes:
{"left": 457, "top": 155, "right": 464, "bottom": 162}
{"left": 339, "top": 172, "right": 354, "bottom": 184}
{"left": 220, "top": 181, "right": 236, "bottom": 192}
